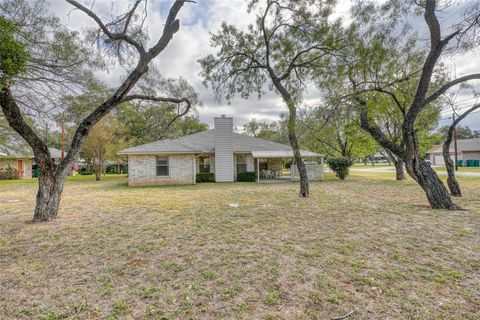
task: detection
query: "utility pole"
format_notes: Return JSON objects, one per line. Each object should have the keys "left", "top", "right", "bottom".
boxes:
{"left": 61, "top": 113, "right": 65, "bottom": 161}
{"left": 453, "top": 112, "right": 458, "bottom": 171}
{"left": 45, "top": 123, "right": 48, "bottom": 145}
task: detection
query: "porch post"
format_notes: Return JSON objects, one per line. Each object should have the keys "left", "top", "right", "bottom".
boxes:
{"left": 257, "top": 158, "right": 260, "bottom": 182}
{"left": 193, "top": 155, "right": 196, "bottom": 184}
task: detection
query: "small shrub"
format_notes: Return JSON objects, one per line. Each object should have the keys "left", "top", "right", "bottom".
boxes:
{"left": 327, "top": 157, "right": 353, "bottom": 180}
{"left": 0, "top": 167, "right": 19, "bottom": 180}
{"left": 237, "top": 171, "right": 256, "bottom": 182}
{"left": 196, "top": 172, "right": 214, "bottom": 182}
{"left": 284, "top": 159, "right": 293, "bottom": 169}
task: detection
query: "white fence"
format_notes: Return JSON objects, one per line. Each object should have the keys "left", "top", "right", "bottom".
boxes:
{"left": 291, "top": 161, "right": 324, "bottom": 181}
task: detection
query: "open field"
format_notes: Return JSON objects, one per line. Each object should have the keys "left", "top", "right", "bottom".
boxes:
{"left": 1, "top": 173, "right": 479, "bottom": 319}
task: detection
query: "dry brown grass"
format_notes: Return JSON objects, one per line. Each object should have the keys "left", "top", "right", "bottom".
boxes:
{"left": 0, "top": 173, "right": 479, "bottom": 320}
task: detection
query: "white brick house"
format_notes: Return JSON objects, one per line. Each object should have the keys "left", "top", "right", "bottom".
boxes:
{"left": 119, "top": 116, "right": 323, "bottom": 186}
{"left": 427, "top": 138, "right": 480, "bottom": 166}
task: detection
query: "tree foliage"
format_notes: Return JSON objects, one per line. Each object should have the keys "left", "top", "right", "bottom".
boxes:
{"left": 0, "top": 16, "right": 28, "bottom": 83}
{"left": 199, "top": 0, "right": 343, "bottom": 197}
{"left": 332, "top": 0, "right": 480, "bottom": 209}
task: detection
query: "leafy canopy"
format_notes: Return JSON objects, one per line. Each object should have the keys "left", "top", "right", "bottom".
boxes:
{"left": 0, "top": 16, "right": 28, "bottom": 83}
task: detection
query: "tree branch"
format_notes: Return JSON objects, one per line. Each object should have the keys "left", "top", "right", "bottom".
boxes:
{"left": 424, "top": 73, "right": 480, "bottom": 105}
{"left": 0, "top": 87, "right": 54, "bottom": 170}
{"left": 66, "top": 0, "right": 146, "bottom": 55}
{"left": 62, "top": 0, "right": 190, "bottom": 173}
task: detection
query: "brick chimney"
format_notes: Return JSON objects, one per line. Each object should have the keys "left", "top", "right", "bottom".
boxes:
{"left": 214, "top": 115, "right": 234, "bottom": 182}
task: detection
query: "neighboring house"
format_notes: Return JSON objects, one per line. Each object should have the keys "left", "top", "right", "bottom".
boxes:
{"left": 0, "top": 146, "right": 72, "bottom": 179}
{"left": 119, "top": 115, "right": 323, "bottom": 186}
{"left": 0, "top": 147, "right": 33, "bottom": 179}
{"left": 427, "top": 138, "right": 480, "bottom": 166}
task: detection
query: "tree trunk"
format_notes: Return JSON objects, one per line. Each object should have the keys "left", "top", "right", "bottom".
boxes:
{"left": 359, "top": 104, "right": 457, "bottom": 209}
{"left": 287, "top": 103, "right": 309, "bottom": 197}
{"left": 94, "top": 161, "right": 102, "bottom": 181}
{"left": 33, "top": 171, "right": 68, "bottom": 221}
{"left": 403, "top": 129, "right": 458, "bottom": 209}
{"left": 271, "top": 78, "right": 309, "bottom": 197}
{"left": 385, "top": 149, "right": 405, "bottom": 181}
{"left": 394, "top": 158, "right": 406, "bottom": 181}
{"left": 443, "top": 127, "right": 462, "bottom": 196}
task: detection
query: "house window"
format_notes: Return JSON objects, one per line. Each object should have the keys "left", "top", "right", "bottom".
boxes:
{"left": 236, "top": 154, "right": 247, "bottom": 173}
{"left": 156, "top": 156, "right": 169, "bottom": 176}
{"left": 199, "top": 156, "right": 210, "bottom": 173}
{"left": 259, "top": 158, "right": 268, "bottom": 170}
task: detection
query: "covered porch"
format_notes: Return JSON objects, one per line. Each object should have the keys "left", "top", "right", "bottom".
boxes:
{"left": 251, "top": 151, "right": 324, "bottom": 183}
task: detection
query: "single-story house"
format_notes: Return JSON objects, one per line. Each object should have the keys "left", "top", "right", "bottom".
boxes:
{"left": 118, "top": 115, "right": 323, "bottom": 186}
{"left": 0, "top": 147, "right": 34, "bottom": 179}
{"left": 0, "top": 146, "right": 71, "bottom": 179}
{"left": 427, "top": 138, "right": 480, "bottom": 166}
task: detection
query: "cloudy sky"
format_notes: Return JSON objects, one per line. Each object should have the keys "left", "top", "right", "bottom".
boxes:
{"left": 52, "top": 0, "right": 480, "bottom": 130}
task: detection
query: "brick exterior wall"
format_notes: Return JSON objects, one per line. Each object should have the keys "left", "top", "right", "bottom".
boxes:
{"left": 128, "top": 154, "right": 195, "bottom": 186}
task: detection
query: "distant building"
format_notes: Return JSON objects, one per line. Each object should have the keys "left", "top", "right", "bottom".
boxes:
{"left": 0, "top": 147, "right": 71, "bottom": 179}
{"left": 0, "top": 147, "right": 34, "bottom": 179}
{"left": 427, "top": 138, "right": 480, "bottom": 166}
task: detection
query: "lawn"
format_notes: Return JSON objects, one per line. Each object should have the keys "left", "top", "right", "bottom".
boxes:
{"left": 433, "top": 166, "right": 480, "bottom": 172}
{"left": 0, "top": 173, "right": 479, "bottom": 320}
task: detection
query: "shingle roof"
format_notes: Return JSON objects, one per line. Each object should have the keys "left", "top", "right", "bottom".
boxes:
{"left": 0, "top": 146, "right": 65, "bottom": 159}
{"left": 0, "top": 145, "right": 33, "bottom": 158}
{"left": 427, "top": 138, "right": 480, "bottom": 153}
{"left": 119, "top": 129, "right": 321, "bottom": 157}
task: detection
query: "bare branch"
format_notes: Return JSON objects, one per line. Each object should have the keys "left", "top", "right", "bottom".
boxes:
{"left": 66, "top": 0, "right": 146, "bottom": 55}
{"left": 122, "top": 94, "right": 192, "bottom": 129}
{"left": 424, "top": 73, "right": 480, "bottom": 106}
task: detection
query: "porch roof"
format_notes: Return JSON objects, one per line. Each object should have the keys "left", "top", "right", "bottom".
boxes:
{"left": 251, "top": 150, "right": 321, "bottom": 158}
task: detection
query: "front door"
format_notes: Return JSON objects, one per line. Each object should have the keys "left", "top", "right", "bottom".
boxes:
{"left": 17, "top": 159, "right": 24, "bottom": 178}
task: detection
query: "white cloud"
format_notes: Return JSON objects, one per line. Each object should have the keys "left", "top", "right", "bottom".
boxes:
{"left": 49, "top": 0, "right": 480, "bottom": 130}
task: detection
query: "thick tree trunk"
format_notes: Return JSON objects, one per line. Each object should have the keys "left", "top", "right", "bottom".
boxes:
{"left": 33, "top": 171, "right": 68, "bottom": 221}
{"left": 403, "top": 129, "right": 458, "bottom": 210}
{"left": 359, "top": 105, "right": 457, "bottom": 209}
{"left": 404, "top": 157, "right": 458, "bottom": 209}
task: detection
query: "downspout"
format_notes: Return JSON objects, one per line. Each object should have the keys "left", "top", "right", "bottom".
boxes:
{"left": 193, "top": 152, "right": 205, "bottom": 184}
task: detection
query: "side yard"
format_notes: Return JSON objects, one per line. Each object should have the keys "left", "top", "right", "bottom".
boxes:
{"left": 0, "top": 173, "right": 479, "bottom": 319}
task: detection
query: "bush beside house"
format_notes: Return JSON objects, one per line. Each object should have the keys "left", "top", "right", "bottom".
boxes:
{"left": 196, "top": 172, "right": 215, "bottom": 182}
{"left": 0, "top": 168, "right": 19, "bottom": 180}
{"left": 237, "top": 172, "right": 256, "bottom": 182}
